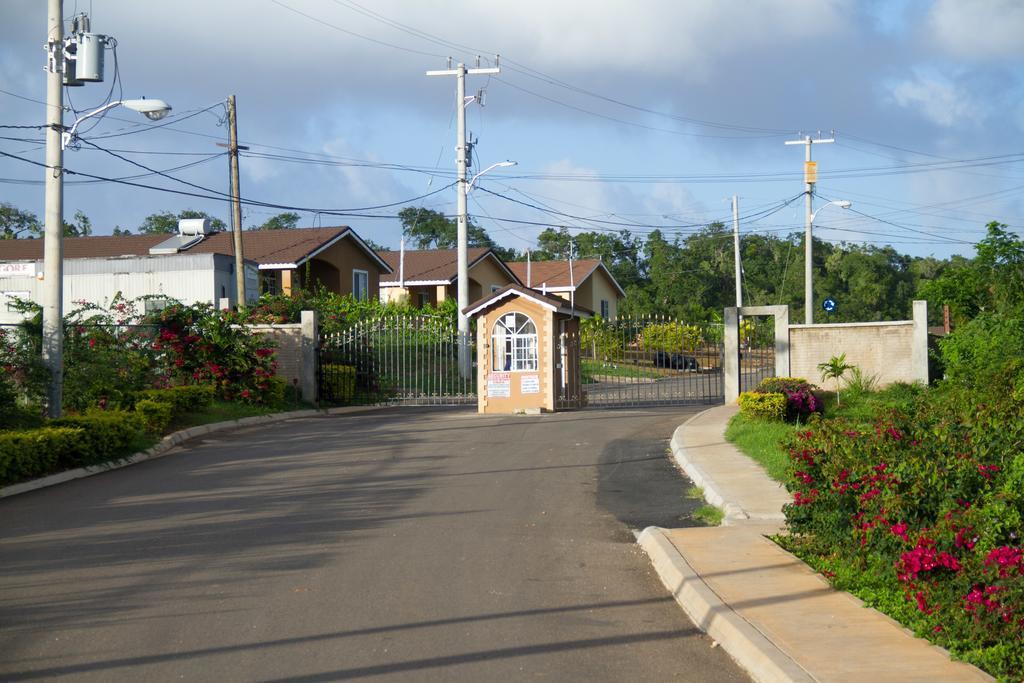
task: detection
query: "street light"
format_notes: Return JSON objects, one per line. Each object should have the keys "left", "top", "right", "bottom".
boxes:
{"left": 43, "top": 94, "right": 171, "bottom": 417}
{"left": 805, "top": 199, "right": 852, "bottom": 324}
{"left": 456, "top": 159, "right": 517, "bottom": 378}
{"left": 61, "top": 98, "right": 171, "bottom": 148}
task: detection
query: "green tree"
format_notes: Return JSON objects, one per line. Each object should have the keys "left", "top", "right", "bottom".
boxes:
{"left": 817, "top": 353, "right": 854, "bottom": 405}
{"left": 138, "top": 209, "right": 226, "bottom": 234}
{"left": 253, "top": 212, "right": 300, "bottom": 230}
{"left": 62, "top": 210, "right": 92, "bottom": 238}
{"left": 112, "top": 226, "right": 132, "bottom": 236}
{"left": 0, "top": 203, "right": 41, "bottom": 239}
{"left": 529, "top": 227, "right": 644, "bottom": 290}
{"left": 397, "top": 206, "right": 496, "bottom": 250}
{"left": 918, "top": 222, "right": 1024, "bottom": 323}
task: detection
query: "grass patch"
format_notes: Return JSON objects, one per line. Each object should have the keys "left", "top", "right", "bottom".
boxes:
{"left": 581, "top": 359, "right": 662, "bottom": 383}
{"left": 684, "top": 485, "right": 724, "bottom": 526}
{"left": 726, "top": 383, "right": 923, "bottom": 484}
{"left": 724, "top": 414, "right": 794, "bottom": 483}
{"left": 170, "top": 400, "right": 303, "bottom": 430}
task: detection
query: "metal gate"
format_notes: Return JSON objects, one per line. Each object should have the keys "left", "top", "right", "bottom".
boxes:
{"left": 557, "top": 317, "right": 725, "bottom": 409}
{"left": 739, "top": 315, "right": 776, "bottom": 392}
{"left": 318, "top": 315, "right": 476, "bottom": 406}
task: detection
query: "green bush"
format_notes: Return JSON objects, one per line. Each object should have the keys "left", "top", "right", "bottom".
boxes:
{"left": 52, "top": 409, "right": 143, "bottom": 468}
{"left": 320, "top": 364, "right": 356, "bottom": 403}
{"left": 263, "top": 376, "right": 287, "bottom": 408}
{"left": 939, "top": 313, "right": 1024, "bottom": 387}
{"left": 134, "top": 398, "right": 173, "bottom": 434}
{"left": 137, "top": 384, "right": 215, "bottom": 416}
{"left": 781, "top": 369, "right": 1024, "bottom": 679}
{"left": 738, "top": 391, "right": 786, "bottom": 421}
{"left": 0, "top": 427, "right": 83, "bottom": 486}
{"left": 754, "top": 377, "right": 823, "bottom": 423}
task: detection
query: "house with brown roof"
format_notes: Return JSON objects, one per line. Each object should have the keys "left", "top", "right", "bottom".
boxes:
{"left": 505, "top": 259, "right": 626, "bottom": 319}
{"left": 377, "top": 247, "right": 521, "bottom": 308}
{"left": 0, "top": 224, "right": 391, "bottom": 322}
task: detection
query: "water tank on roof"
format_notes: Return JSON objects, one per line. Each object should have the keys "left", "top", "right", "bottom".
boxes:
{"left": 178, "top": 218, "right": 210, "bottom": 236}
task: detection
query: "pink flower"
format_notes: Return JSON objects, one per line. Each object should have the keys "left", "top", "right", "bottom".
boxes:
{"left": 890, "top": 522, "right": 909, "bottom": 541}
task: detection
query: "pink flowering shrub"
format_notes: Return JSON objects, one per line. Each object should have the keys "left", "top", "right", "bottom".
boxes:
{"left": 781, "top": 368, "right": 1024, "bottom": 678}
{"left": 753, "top": 377, "right": 824, "bottom": 423}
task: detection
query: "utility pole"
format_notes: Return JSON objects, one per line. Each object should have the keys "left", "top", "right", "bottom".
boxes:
{"left": 785, "top": 133, "right": 833, "bottom": 324}
{"left": 426, "top": 57, "right": 499, "bottom": 377}
{"left": 42, "top": 0, "right": 65, "bottom": 417}
{"left": 732, "top": 195, "right": 742, "bottom": 308}
{"left": 227, "top": 95, "right": 245, "bottom": 308}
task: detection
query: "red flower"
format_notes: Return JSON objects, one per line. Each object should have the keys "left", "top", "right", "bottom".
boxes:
{"left": 890, "top": 522, "right": 910, "bottom": 541}
{"left": 255, "top": 348, "right": 274, "bottom": 358}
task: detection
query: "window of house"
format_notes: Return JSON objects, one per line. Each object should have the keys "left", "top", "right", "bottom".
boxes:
{"left": 353, "top": 270, "right": 369, "bottom": 301}
{"left": 491, "top": 312, "right": 538, "bottom": 372}
{"left": 2, "top": 291, "right": 30, "bottom": 313}
{"left": 418, "top": 291, "right": 430, "bottom": 308}
{"left": 144, "top": 297, "right": 170, "bottom": 314}
{"left": 600, "top": 299, "right": 610, "bottom": 319}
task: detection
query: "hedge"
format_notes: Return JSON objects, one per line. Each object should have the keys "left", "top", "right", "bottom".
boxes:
{"left": 51, "top": 409, "right": 143, "bottom": 468}
{"left": 0, "top": 427, "right": 82, "bottom": 485}
{"left": 738, "top": 391, "right": 786, "bottom": 421}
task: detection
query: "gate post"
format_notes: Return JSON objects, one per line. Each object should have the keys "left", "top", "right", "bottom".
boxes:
{"left": 300, "top": 310, "right": 319, "bottom": 403}
{"left": 724, "top": 307, "right": 740, "bottom": 403}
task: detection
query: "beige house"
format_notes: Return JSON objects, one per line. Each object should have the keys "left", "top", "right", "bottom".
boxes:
{"left": 378, "top": 248, "right": 521, "bottom": 307}
{"left": 505, "top": 259, "right": 625, "bottom": 319}
{"left": 250, "top": 227, "right": 391, "bottom": 299}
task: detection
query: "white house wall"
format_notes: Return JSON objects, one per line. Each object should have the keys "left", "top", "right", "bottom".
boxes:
{"left": 0, "top": 253, "right": 236, "bottom": 323}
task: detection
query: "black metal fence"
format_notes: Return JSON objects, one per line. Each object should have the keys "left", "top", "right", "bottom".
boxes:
{"left": 558, "top": 317, "right": 725, "bottom": 409}
{"left": 318, "top": 315, "right": 476, "bottom": 406}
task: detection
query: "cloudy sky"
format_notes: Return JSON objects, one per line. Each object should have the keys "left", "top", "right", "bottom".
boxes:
{"left": 2, "top": 0, "right": 1023, "bottom": 259}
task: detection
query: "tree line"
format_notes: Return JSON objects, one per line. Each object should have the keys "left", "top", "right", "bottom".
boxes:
{"left": 397, "top": 206, "right": 1015, "bottom": 326}
{"left": 5, "top": 200, "right": 1017, "bottom": 325}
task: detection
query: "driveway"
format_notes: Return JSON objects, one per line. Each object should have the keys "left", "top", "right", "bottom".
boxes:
{"left": 0, "top": 407, "right": 746, "bottom": 682}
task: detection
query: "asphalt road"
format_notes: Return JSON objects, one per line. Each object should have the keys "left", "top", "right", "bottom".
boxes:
{"left": 0, "top": 407, "right": 747, "bottom": 682}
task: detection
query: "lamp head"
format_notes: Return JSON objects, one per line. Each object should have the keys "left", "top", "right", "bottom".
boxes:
{"left": 836, "top": 200, "right": 852, "bottom": 209}
{"left": 122, "top": 98, "right": 172, "bottom": 121}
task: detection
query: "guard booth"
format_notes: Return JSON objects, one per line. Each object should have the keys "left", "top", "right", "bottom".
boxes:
{"left": 464, "top": 284, "right": 589, "bottom": 414}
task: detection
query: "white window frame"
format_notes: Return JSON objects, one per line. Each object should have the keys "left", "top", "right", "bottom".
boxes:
{"left": 353, "top": 269, "right": 369, "bottom": 301}
{"left": 492, "top": 312, "right": 539, "bottom": 372}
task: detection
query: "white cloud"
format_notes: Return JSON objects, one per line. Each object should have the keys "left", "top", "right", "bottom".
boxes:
{"left": 887, "top": 71, "right": 982, "bottom": 127}
{"left": 926, "top": 0, "right": 1024, "bottom": 60}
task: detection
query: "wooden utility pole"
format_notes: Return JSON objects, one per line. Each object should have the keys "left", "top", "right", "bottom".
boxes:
{"left": 227, "top": 95, "right": 245, "bottom": 307}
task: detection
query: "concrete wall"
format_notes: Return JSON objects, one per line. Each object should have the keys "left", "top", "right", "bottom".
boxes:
{"left": 790, "top": 321, "right": 915, "bottom": 389}
{"left": 724, "top": 302, "right": 927, "bottom": 403}
{"left": 243, "top": 310, "right": 318, "bottom": 402}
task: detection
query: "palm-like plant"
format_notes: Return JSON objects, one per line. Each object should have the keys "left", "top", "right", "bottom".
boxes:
{"left": 818, "top": 353, "right": 854, "bottom": 406}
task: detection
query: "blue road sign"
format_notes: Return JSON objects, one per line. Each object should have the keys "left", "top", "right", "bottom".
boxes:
{"left": 822, "top": 297, "right": 837, "bottom": 313}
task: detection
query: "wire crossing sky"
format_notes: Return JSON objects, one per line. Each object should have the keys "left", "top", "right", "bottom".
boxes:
{"left": 1, "top": 0, "right": 1022, "bottom": 256}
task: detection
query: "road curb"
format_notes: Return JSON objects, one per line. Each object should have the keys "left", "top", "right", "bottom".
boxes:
{"left": 0, "top": 407, "right": 331, "bottom": 499}
{"left": 638, "top": 526, "right": 814, "bottom": 683}
{"left": 668, "top": 407, "right": 786, "bottom": 526}
{"left": 668, "top": 408, "right": 749, "bottom": 524}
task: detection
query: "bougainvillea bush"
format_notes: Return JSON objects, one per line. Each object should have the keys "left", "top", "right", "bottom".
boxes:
{"left": 753, "top": 377, "right": 824, "bottom": 423}
{"left": 145, "top": 302, "right": 278, "bottom": 404}
{"left": 781, "top": 363, "right": 1024, "bottom": 679}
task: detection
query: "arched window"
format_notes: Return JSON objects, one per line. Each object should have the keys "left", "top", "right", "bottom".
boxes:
{"left": 492, "top": 312, "right": 538, "bottom": 371}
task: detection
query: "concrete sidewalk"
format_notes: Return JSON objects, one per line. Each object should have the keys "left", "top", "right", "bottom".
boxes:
{"left": 639, "top": 405, "right": 992, "bottom": 683}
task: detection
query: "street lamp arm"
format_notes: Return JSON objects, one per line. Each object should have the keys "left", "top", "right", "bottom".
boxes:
{"left": 62, "top": 98, "right": 172, "bottom": 149}
{"left": 466, "top": 160, "right": 517, "bottom": 194}
{"left": 809, "top": 199, "right": 852, "bottom": 223}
